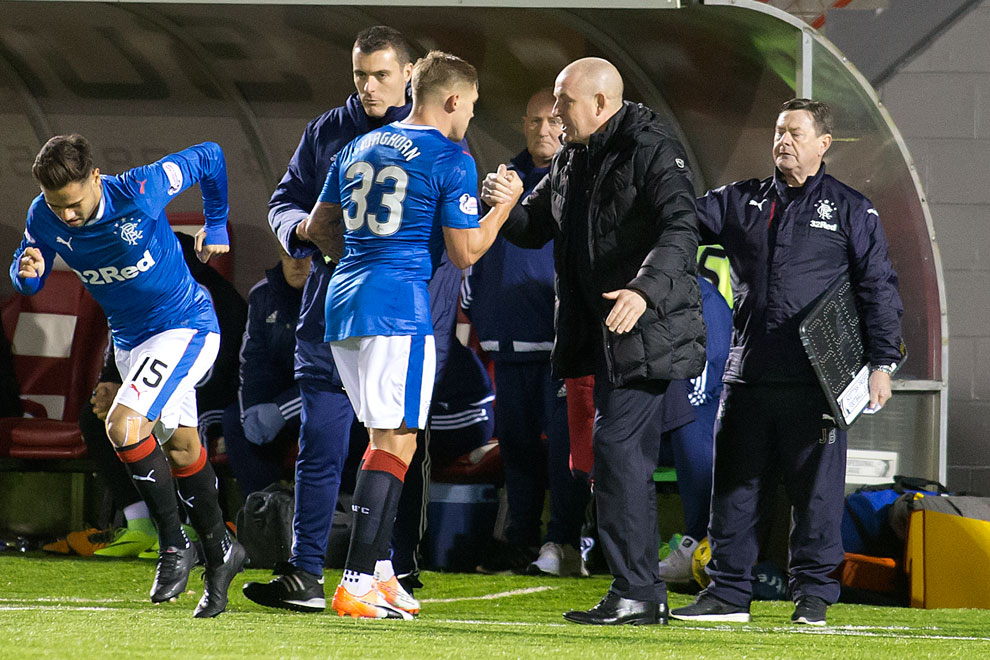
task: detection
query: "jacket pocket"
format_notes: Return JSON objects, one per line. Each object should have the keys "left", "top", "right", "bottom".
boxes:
{"left": 604, "top": 305, "right": 657, "bottom": 384}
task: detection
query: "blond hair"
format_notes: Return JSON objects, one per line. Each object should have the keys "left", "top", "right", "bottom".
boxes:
{"left": 411, "top": 50, "right": 477, "bottom": 103}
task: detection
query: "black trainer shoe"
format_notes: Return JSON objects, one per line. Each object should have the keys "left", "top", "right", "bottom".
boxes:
{"left": 150, "top": 544, "right": 199, "bottom": 603}
{"left": 476, "top": 540, "right": 537, "bottom": 575}
{"left": 791, "top": 595, "right": 828, "bottom": 626}
{"left": 193, "top": 540, "right": 247, "bottom": 618}
{"left": 242, "top": 561, "right": 326, "bottom": 613}
{"left": 670, "top": 591, "right": 751, "bottom": 623}
{"left": 396, "top": 572, "right": 423, "bottom": 598}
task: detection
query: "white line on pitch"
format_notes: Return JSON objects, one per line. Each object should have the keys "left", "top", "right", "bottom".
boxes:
{"left": 0, "top": 597, "right": 128, "bottom": 604}
{"left": 0, "top": 605, "right": 117, "bottom": 612}
{"left": 430, "top": 619, "right": 990, "bottom": 641}
{"left": 421, "top": 586, "right": 557, "bottom": 604}
{"left": 436, "top": 618, "right": 567, "bottom": 627}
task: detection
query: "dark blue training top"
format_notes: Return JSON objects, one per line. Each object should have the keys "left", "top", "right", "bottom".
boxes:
{"left": 696, "top": 165, "right": 903, "bottom": 385}
{"left": 461, "top": 149, "right": 555, "bottom": 362}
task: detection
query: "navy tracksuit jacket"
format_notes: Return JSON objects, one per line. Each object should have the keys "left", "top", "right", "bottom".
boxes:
{"left": 696, "top": 164, "right": 903, "bottom": 605}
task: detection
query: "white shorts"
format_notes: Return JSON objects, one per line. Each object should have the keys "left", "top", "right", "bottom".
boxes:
{"left": 113, "top": 328, "right": 220, "bottom": 432}
{"left": 330, "top": 335, "right": 436, "bottom": 430}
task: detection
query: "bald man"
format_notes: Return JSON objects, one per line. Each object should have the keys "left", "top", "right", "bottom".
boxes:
{"left": 464, "top": 88, "right": 590, "bottom": 577}
{"left": 482, "top": 57, "right": 705, "bottom": 625}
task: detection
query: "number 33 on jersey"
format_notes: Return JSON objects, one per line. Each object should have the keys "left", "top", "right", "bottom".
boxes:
{"left": 318, "top": 122, "right": 480, "bottom": 342}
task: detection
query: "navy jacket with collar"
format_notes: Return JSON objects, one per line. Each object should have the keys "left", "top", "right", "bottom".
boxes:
{"left": 461, "top": 149, "right": 555, "bottom": 362}
{"left": 269, "top": 93, "right": 411, "bottom": 383}
{"left": 696, "top": 164, "right": 903, "bottom": 385}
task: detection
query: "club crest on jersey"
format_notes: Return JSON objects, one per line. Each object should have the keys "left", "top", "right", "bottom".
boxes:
{"left": 459, "top": 193, "right": 479, "bottom": 215}
{"left": 114, "top": 220, "right": 144, "bottom": 246}
{"left": 815, "top": 199, "right": 835, "bottom": 221}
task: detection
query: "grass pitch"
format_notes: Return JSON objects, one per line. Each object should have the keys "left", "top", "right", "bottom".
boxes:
{"left": 2, "top": 554, "right": 989, "bottom": 659}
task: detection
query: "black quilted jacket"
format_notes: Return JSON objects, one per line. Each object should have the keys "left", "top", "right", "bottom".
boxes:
{"left": 501, "top": 101, "right": 706, "bottom": 386}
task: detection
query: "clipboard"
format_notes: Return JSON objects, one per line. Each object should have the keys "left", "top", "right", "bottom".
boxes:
{"left": 798, "top": 273, "right": 904, "bottom": 430}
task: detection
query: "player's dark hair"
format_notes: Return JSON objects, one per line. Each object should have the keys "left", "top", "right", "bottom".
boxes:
{"left": 411, "top": 51, "right": 478, "bottom": 102}
{"left": 32, "top": 134, "right": 94, "bottom": 190}
{"left": 780, "top": 98, "right": 833, "bottom": 136}
{"left": 354, "top": 26, "right": 412, "bottom": 66}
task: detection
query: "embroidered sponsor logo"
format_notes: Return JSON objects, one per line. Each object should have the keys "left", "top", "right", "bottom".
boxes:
{"left": 748, "top": 199, "right": 767, "bottom": 211}
{"left": 810, "top": 219, "right": 838, "bottom": 232}
{"left": 266, "top": 311, "right": 278, "bottom": 324}
{"left": 459, "top": 193, "right": 479, "bottom": 215}
{"left": 162, "top": 161, "right": 183, "bottom": 195}
{"left": 815, "top": 198, "right": 835, "bottom": 221}
{"left": 56, "top": 236, "right": 73, "bottom": 251}
{"left": 72, "top": 249, "right": 156, "bottom": 285}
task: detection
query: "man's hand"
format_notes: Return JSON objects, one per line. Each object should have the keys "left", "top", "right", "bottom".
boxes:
{"left": 194, "top": 227, "right": 229, "bottom": 263}
{"left": 302, "top": 202, "right": 344, "bottom": 263}
{"left": 868, "top": 370, "right": 892, "bottom": 412}
{"left": 17, "top": 247, "right": 45, "bottom": 279}
{"left": 90, "top": 382, "right": 121, "bottom": 421}
{"left": 481, "top": 165, "right": 524, "bottom": 208}
{"left": 603, "top": 289, "right": 648, "bottom": 334}
{"left": 295, "top": 218, "right": 311, "bottom": 242}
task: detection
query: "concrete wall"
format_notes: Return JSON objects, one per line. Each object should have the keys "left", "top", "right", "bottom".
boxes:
{"left": 877, "top": 1, "right": 990, "bottom": 494}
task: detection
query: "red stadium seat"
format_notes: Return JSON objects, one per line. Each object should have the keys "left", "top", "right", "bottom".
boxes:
{"left": 167, "top": 211, "right": 235, "bottom": 281}
{"left": 1, "top": 271, "right": 108, "bottom": 459}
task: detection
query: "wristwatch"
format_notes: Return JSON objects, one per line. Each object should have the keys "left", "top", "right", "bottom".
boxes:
{"left": 871, "top": 363, "right": 897, "bottom": 375}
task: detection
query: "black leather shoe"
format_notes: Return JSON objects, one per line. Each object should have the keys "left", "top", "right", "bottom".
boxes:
{"left": 563, "top": 591, "right": 668, "bottom": 626}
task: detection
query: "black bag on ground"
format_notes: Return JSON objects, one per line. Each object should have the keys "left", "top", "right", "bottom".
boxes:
{"left": 236, "top": 483, "right": 295, "bottom": 569}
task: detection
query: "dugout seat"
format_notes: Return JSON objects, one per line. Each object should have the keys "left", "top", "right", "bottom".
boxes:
{"left": 168, "top": 211, "right": 235, "bottom": 282}
{"left": 0, "top": 270, "right": 108, "bottom": 459}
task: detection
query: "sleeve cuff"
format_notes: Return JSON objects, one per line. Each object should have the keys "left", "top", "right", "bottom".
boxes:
{"left": 204, "top": 225, "right": 229, "bottom": 246}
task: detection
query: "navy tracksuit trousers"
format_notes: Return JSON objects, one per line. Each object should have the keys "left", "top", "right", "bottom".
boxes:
{"left": 495, "top": 360, "right": 588, "bottom": 549}
{"left": 290, "top": 377, "right": 355, "bottom": 576}
{"left": 706, "top": 383, "right": 847, "bottom": 606}
{"left": 663, "top": 395, "right": 718, "bottom": 540}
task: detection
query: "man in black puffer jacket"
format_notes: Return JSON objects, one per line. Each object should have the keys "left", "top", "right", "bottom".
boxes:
{"left": 484, "top": 57, "right": 705, "bottom": 626}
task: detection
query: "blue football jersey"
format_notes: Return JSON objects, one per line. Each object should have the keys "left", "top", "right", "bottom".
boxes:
{"left": 319, "top": 122, "right": 480, "bottom": 340}
{"left": 10, "top": 142, "right": 229, "bottom": 350}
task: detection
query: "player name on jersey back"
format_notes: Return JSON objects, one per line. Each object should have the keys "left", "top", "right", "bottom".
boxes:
{"left": 353, "top": 130, "right": 422, "bottom": 162}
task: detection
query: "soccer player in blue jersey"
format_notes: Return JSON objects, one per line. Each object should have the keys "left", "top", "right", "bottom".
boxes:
{"left": 303, "top": 51, "right": 523, "bottom": 619}
{"left": 10, "top": 135, "right": 246, "bottom": 618}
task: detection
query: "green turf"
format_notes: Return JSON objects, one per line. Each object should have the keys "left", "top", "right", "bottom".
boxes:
{"left": 2, "top": 554, "right": 989, "bottom": 659}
